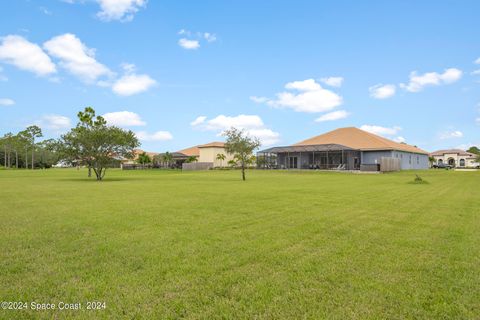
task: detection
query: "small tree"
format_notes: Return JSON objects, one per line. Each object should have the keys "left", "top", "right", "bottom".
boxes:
{"left": 223, "top": 128, "right": 260, "bottom": 181}
{"left": 186, "top": 155, "right": 198, "bottom": 163}
{"left": 59, "top": 107, "right": 140, "bottom": 181}
{"left": 137, "top": 152, "right": 151, "bottom": 169}
{"left": 227, "top": 159, "right": 237, "bottom": 168}
{"left": 216, "top": 153, "right": 226, "bottom": 167}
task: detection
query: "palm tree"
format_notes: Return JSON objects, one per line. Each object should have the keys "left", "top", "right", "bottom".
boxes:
{"left": 216, "top": 153, "right": 226, "bottom": 168}
{"left": 162, "top": 152, "right": 173, "bottom": 168}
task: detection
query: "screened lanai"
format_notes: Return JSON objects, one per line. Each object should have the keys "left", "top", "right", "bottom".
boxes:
{"left": 257, "top": 144, "right": 361, "bottom": 170}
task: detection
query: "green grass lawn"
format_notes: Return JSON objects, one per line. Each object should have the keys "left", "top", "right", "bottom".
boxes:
{"left": 0, "top": 169, "right": 479, "bottom": 319}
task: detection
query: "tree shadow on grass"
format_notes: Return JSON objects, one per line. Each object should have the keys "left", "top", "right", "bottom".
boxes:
{"left": 59, "top": 177, "right": 136, "bottom": 183}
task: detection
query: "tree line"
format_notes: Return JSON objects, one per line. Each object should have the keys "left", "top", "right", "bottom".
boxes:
{"left": 0, "top": 125, "right": 59, "bottom": 169}
{"left": 1, "top": 107, "right": 261, "bottom": 181}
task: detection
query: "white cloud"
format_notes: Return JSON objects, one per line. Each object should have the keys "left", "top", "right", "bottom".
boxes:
{"left": 190, "top": 116, "right": 206, "bottom": 126}
{"left": 135, "top": 131, "right": 173, "bottom": 141}
{"left": 96, "top": 0, "right": 147, "bottom": 22}
{"left": 43, "top": 33, "right": 112, "bottom": 83}
{"left": 369, "top": 84, "right": 396, "bottom": 99}
{"left": 439, "top": 130, "right": 463, "bottom": 139}
{"left": 250, "top": 96, "right": 269, "bottom": 103}
{"left": 394, "top": 136, "right": 406, "bottom": 143}
{"left": 315, "top": 110, "right": 350, "bottom": 122}
{"left": 320, "top": 77, "right": 343, "bottom": 87}
{"left": 38, "top": 115, "right": 72, "bottom": 130}
{"left": 203, "top": 33, "right": 217, "bottom": 42}
{"left": 0, "top": 98, "right": 14, "bottom": 106}
{"left": 472, "top": 69, "right": 480, "bottom": 75}
{"left": 400, "top": 68, "right": 462, "bottom": 92}
{"left": 475, "top": 117, "right": 480, "bottom": 125}
{"left": 475, "top": 57, "right": 480, "bottom": 64}
{"left": 0, "top": 35, "right": 56, "bottom": 76}
{"left": 360, "top": 125, "right": 402, "bottom": 136}
{"left": 255, "top": 79, "right": 342, "bottom": 113}
{"left": 112, "top": 74, "right": 156, "bottom": 96}
{"left": 191, "top": 114, "right": 280, "bottom": 146}
{"left": 103, "top": 111, "right": 146, "bottom": 126}
{"left": 178, "top": 38, "right": 200, "bottom": 50}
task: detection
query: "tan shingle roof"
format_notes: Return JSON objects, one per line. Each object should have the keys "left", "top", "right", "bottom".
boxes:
{"left": 176, "top": 146, "right": 200, "bottom": 157}
{"left": 294, "top": 127, "right": 428, "bottom": 154}
{"left": 430, "top": 149, "right": 476, "bottom": 157}
{"left": 198, "top": 141, "right": 225, "bottom": 148}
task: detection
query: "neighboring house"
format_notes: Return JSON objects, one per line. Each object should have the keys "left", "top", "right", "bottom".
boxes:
{"left": 257, "top": 127, "right": 429, "bottom": 171}
{"left": 120, "top": 149, "right": 159, "bottom": 166}
{"left": 430, "top": 149, "right": 479, "bottom": 168}
{"left": 176, "top": 141, "right": 235, "bottom": 169}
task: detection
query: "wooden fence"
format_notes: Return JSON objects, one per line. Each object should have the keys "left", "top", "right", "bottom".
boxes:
{"left": 182, "top": 162, "right": 213, "bottom": 171}
{"left": 380, "top": 157, "right": 401, "bottom": 172}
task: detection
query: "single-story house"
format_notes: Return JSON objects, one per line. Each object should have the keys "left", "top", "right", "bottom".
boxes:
{"left": 257, "top": 127, "right": 429, "bottom": 171}
{"left": 430, "top": 149, "right": 479, "bottom": 168}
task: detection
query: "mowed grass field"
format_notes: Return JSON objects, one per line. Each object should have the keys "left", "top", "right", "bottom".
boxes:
{"left": 0, "top": 169, "right": 479, "bottom": 319}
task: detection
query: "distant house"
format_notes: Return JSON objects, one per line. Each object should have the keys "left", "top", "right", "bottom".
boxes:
{"left": 430, "top": 149, "right": 479, "bottom": 168}
{"left": 177, "top": 142, "right": 235, "bottom": 170}
{"left": 258, "top": 127, "right": 429, "bottom": 171}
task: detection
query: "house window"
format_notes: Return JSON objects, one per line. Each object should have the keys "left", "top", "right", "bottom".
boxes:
{"left": 459, "top": 159, "right": 465, "bottom": 167}
{"left": 438, "top": 159, "right": 443, "bottom": 164}
{"left": 409, "top": 155, "right": 411, "bottom": 164}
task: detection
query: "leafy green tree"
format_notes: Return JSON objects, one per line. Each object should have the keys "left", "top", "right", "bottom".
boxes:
{"left": 25, "top": 125, "right": 43, "bottom": 169}
{"left": 467, "top": 146, "right": 480, "bottom": 155}
{"left": 227, "top": 159, "right": 237, "bottom": 168}
{"left": 137, "top": 152, "right": 151, "bottom": 168}
{"left": 223, "top": 128, "right": 260, "bottom": 181}
{"left": 59, "top": 107, "right": 140, "bottom": 181}
{"left": 186, "top": 155, "right": 198, "bottom": 163}
{"left": 216, "top": 153, "right": 226, "bottom": 167}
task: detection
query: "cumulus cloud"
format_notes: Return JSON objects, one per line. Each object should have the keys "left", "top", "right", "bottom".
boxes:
{"left": 38, "top": 115, "right": 72, "bottom": 130}
{"left": 178, "top": 38, "right": 200, "bottom": 50}
{"left": 253, "top": 79, "right": 343, "bottom": 113}
{"left": 43, "top": 33, "right": 112, "bottom": 83}
{"left": 0, "top": 98, "right": 15, "bottom": 106}
{"left": 320, "top": 77, "right": 343, "bottom": 87}
{"left": 475, "top": 57, "right": 480, "bottom": 64}
{"left": 95, "top": 0, "right": 147, "bottom": 21}
{"left": 394, "top": 136, "right": 406, "bottom": 143}
{"left": 0, "top": 35, "right": 56, "bottom": 76}
{"left": 315, "top": 110, "right": 350, "bottom": 122}
{"left": 476, "top": 117, "right": 480, "bottom": 125}
{"left": 112, "top": 74, "right": 156, "bottom": 96}
{"left": 439, "top": 130, "right": 463, "bottom": 139}
{"left": 360, "top": 125, "right": 402, "bottom": 136}
{"left": 190, "top": 116, "right": 206, "bottom": 126}
{"left": 191, "top": 114, "right": 280, "bottom": 146}
{"left": 369, "top": 84, "right": 396, "bottom": 99}
{"left": 399, "top": 68, "right": 462, "bottom": 92}
{"left": 103, "top": 111, "right": 146, "bottom": 126}
{"left": 135, "top": 130, "right": 173, "bottom": 141}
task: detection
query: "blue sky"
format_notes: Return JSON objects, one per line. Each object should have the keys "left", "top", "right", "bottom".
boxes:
{"left": 0, "top": 0, "right": 479, "bottom": 152}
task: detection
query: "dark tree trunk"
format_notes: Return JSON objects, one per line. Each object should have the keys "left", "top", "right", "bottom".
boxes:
{"left": 241, "top": 162, "right": 246, "bottom": 181}
{"left": 31, "top": 143, "right": 34, "bottom": 170}
{"left": 88, "top": 166, "right": 92, "bottom": 177}
{"left": 15, "top": 151, "right": 18, "bottom": 169}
